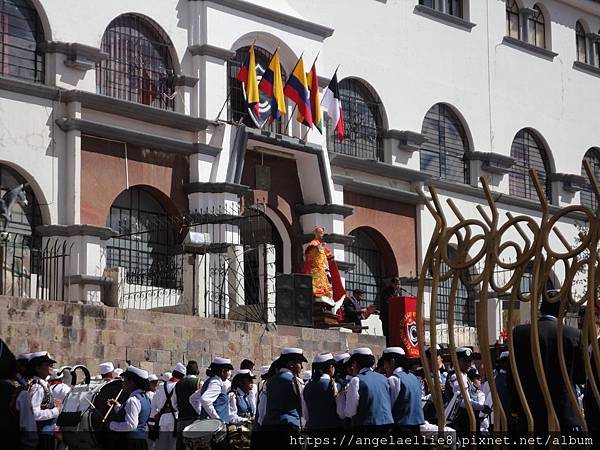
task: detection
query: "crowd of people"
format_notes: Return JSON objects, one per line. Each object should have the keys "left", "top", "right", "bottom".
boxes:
{"left": 2, "top": 295, "right": 599, "bottom": 450}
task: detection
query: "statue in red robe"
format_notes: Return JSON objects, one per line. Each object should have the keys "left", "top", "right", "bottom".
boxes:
{"left": 303, "top": 226, "right": 346, "bottom": 307}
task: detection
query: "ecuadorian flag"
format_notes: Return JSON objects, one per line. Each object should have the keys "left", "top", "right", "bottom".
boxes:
{"left": 236, "top": 45, "right": 260, "bottom": 115}
{"left": 258, "top": 49, "right": 286, "bottom": 123}
{"left": 284, "top": 55, "right": 313, "bottom": 128}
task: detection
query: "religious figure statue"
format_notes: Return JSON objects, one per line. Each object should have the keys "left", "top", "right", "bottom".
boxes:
{"left": 303, "top": 226, "right": 346, "bottom": 308}
{"left": 0, "top": 184, "right": 28, "bottom": 234}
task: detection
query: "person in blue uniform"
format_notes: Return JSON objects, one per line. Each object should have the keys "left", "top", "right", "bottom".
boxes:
{"left": 333, "top": 353, "right": 352, "bottom": 428}
{"left": 190, "top": 357, "right": 233, "bottom": 423}
{"left": 26, "top": 351, "right": 62, "bottom": 450}
{"left": 302, "top": 353, "right": 342, "bottom": 432}
{"left": 108, "top": 365, "right": 151, "bottom": 450}
{"left": 229, "top": 369, "right": 256, "bottom": 423}
{"left": 381, "top": 346, "right": 425, "bottom": 436}
{"left": 344, "top": 348, "right": 394, "bottom": 434}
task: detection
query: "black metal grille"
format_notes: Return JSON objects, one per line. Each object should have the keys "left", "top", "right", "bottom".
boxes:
{"left": 0, "top": 0, "right": 44, "bottom": 83}
{"left": 97, "top": 14, "right": 176, "bottom": 110}
{"left": 328, "top": 78, "right": 384, "bottom": 160}
{"left": 576, "top": 21, "right": 587, "bottom": 64}
{"left": 420, "top": 103, "right": 469, "bottom": 184}
{"left": 436, "top": 249, "right": 476, "bottom": 327}
{"left": 227, "top": 46, "right": 287, "bottom": 133}
{"left": 528, "top": 5, "right": 546, "bottom": 48}
{"left": 419, "top": 0, "right": 463, "bottom": 18}
{"left": 106, "top": 187, "right": 181, "bottom": 290}
{"left": 345, "top": 228, "right": 384, "bottom": 310}
{"left": 506, "top": 0, "right": 520, "bottom": 39}
{"left": 509, "top": 129, "right": 552, "bottom": 202}
{"left": 581, "top": 148, "right": 600, "bottom": 210}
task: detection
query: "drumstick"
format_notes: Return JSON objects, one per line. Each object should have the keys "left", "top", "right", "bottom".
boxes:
{"left": 102, "top": 389, "right": 123, "bottom": 423}
{"left": 83, "top": 397, "right": 104, "bottom": 418}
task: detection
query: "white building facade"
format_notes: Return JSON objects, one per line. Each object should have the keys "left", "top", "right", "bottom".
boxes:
{"left": 1, "top": 0, "right": 598, "bottom": 346}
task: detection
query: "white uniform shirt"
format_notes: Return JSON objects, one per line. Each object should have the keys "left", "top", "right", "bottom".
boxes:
{"left": 28, "top": 376, "right": 60, "bottom": 422}
{"left": 450, "top": 372, "right": 485, "bottom": 411}
{"left": 49, "top": 382, "right": 71, "bottom": 403}
{"left": 387, "top": 367, "right": 404, "bottom": 405}
{"left": 228, "top": 387, "right": 254, "bottom": 424}
{"left": 344, "top": 368, "right": 372, "bottom": 419}
{"left": 255, "top": 383, "right": 268, "bottom": 426}
{"left": 109, "top": 389, "right": 148, "bottom": 432}
{"left": 335, "top": 375, "right": 353, "bottom": 420}
{"left": 150, "top": 380, "right": 178, "bottom": 430}
{"left": 146, "top": 390, "right": 155, "bottom": 404}
{"left": 191, "top": 376, "right": 228, "bottom": 419}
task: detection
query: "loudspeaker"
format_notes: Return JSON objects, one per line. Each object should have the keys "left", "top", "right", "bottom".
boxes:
{"left": 276, "top": 273, "right": 313, "bottom": 327}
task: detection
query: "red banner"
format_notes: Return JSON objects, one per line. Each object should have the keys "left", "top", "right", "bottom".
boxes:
{"left": 388, "top": 295, "right": 420, "bottom": 358}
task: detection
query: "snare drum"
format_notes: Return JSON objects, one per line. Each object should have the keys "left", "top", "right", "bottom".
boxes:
{"left": 183, "top": 419, "right": 227, "bottom": 450}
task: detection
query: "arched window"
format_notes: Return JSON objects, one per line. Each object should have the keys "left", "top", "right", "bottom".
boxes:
{"left": 0, "top": 165, "right": 41, "bottom": 237}
{"left": 509, "top": 129, "right": 552, "bottom": 202}
{"left": 576, "top": 21, "right": 588, "bottom": 64}
{"left": 437, "top": 247, "right": 476, "bottom": 327}
{"left": 228, "top": 46, "right": 287, "bottom": 133}
{"left": 97, "top": 15, "right": 176, "bottom": 110}
{"left": 329, "top": 78, "right": 384, "bottom": 161}
{"left": 419, "top": 0, "right": 464, "bottom": 19}
{"left": 581, "top": 148, "right": 600, "bottom": 210}
{"left": 420, "top": 104, "right": 470, "bottom": 184}
{"left": 240, "top": 210, "right": 283, "bottom": 306}
{"left": 528, "top": 5, "right": 546, "bottom": 48}
{"left": 0, "top": 0, "right": 45, "bottom": 83}
{"left": 506, "top": 0, "right": 520, "bottom": 39}
{"left": 106, "top": 187, "right": 179, "bottom": 288}
{"left": 345, "top": 228, "right": 385, "bottom": 310}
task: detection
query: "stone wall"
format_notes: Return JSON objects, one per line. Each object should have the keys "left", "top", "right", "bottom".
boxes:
{"left": 0, "top": 296, "right": 385, "bottom": 375}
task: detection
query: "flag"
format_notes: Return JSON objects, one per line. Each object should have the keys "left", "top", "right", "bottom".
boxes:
{"left": 236, "top": 45, "right": 260, "bottom": 115}
{"left": 284, "top": 55, "right": 312, "bottom": 128}
{"left": 321, "top": 71, "right": 344, "bottom": 143}
{"left": 298, "top": 62, "right": 323, "bottom": 133}
{"left": 258, "top": 49, "right": 286, "bottom": 123}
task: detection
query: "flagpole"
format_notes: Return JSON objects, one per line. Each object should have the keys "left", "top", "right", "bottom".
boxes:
{"left": 218, "top": 37, "right": 257, "bottom": 122}
{"left": 283, "top": 104, "right": 297, "bottom": 134}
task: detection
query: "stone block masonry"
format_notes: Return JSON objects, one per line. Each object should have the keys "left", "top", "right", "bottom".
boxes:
{"left": 0, "top": 296, "right": 385, "bottom": 374}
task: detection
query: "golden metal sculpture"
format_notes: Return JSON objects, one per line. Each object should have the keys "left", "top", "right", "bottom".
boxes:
{"left": 416, "top": 161, "right": 600, "bottom": 442}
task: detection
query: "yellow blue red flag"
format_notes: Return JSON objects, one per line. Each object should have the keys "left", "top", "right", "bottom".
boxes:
{"left": 284, "top": 55, "right": 312, "bottom": 128}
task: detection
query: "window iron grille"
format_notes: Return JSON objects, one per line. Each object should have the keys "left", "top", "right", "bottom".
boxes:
{"left": 97, "top": 14, "right": 176, "bottom": 110}
{"left": 576, "top": 21, "right": 587, "bottom": 64}
{"left": 528, "top": 5, "right": 546, "bottom": 49}
{"left": 0, "top": 0, "right": 44, "bottom": 83}
{"left": 506, "top": 0, "right": 520, "bottom": 39}
{"left": 328, "top": 78, "right": 384, "bottom": 161}
{"left": 509, "top": 129, "right": 552, "bottom": 202}
{"left": 581, "top": 148, "right": 600, "bottom": 210}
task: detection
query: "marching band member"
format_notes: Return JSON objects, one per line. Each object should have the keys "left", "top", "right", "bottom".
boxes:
{"left": 381, "top": 347, "right": 424, "bottom": 435}
{"left": 114, "top": 368, "right": 124, "bottom": 378}
{"left": 27, "top": 351, "right": 62, "bottom": 450}
{"left": 108, "top": 366, "right": 151, "bottom": 450}
{"left": 150, "top": 363, "right": 183, "bottom": 450}
{"left": 301, "top": 370, "right": 312, "bottom": 385}
{"left": 262, "top": 348, "right": 307, "bottom": 434}
{"left": 190, "top": 357, "right": 233, "bottom": 423}
{"left": 48, "top": 369, "right": 71, "bottom": 403}
{"left": 146, "top": 375, "right": 159, "bottom": 403}
{"left": 16, "top": 353, "right": 32, "bottom": 387}
{"left": 344, "top": 348, "right": 393, "bottom": 431}
{"left": 99, "top": 362, "right": 115, "bottom": 381}
{"left": 301, "top": 353, "right": 342, "bottom": 431}
{"left": 253, "top": 364, "right": 275, "bottom": 431}
{"left": 240, "top": 359, "right": 257, "bottom": 406}
{"left": 175, "top": 361, "right": 201, "bottom": 450}
{"left": 0, "top": 340, "right": 37, "bottom": 450}
{"left": 333, "top": 353, "right": 351, "bottom": 425}
{"left": 229, "top": 370, "right": 256, "bottom": 423}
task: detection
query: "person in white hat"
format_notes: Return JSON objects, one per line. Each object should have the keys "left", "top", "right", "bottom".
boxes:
{"left": 261, "top": 348, "right": 307, "bottom": 434}
{"left": 146, "top": 374, "right": 159, "bottom": 403}
{"left": 333, "top": 353, "right": 352, "bottom": 424}
{"left": 15, "top": 352, "right": 32, "bottom": 387}
{"left": 114, "top": 368, "right": 124, "bottom": 378}
{"left": 0, "top": 339, "right": 38, "bottom": 450}
{"left": 494, "top": 350, "right": 510, "bottom": 424}
{"left": 26, "top": 351, "right": 63, "bottom": 450}
{"left": 228, "top": 369, "right": 256, "bottom": 424}
{"left": 48, "top": 368, "right": 71, "bottom": 403}
{"left": 380, "top": 347, "right": 424, "bottom": 433}
{"left": 189, "top": 357, "right": 233, "bottom": 423}
{"left": 253, "top": 363, "right": 276, "bottom": 432}
{"left": 107, "top": 365, "right": 151, "bottom": 449}
{"left": 99, "top": 362, "right": 115, "bottom": 381}
{"left": 150, "top": 363, "right": 184, "bottom": 450}
{"left": 175, "top": 361, "right": 202, "bottom": 450}
{"left": 344, "top": 348, "right": 393, "bottom": 430}
{"left": 302, "top": 353, "right": 342, "bottom": 431}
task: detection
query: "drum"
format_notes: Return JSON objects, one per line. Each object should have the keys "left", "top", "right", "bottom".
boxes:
{"left": 227, "top": 423, "right": 252, "bottom": 450}
{"left": 58, "top": 379, "right": 129, "bottom": 450}
{"left": 183, "top": 419, "right": 227, "bottom": 450}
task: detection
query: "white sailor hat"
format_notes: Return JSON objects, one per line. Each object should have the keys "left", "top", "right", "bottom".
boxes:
{"left": 16, "top": 352, "right": 32, "bottom": 361}
{"left": 381, "top": 347, "right": 406, "bottom": 360}
{"left": 333, "top": 353, "right": 350, "bottom": 363}
{"left": 350, "top": 348, "right": 373, "bottom": 356}
{"left": 162, "top": 372, "right": 172, "bottom": 381}
{"left": 28, "top": 351, "right": 56, "bottom": 365}
{"left": 99, "top": 362, "right": 114, "bottom": 375}
{"left": 48, "top": 368, "right": 64, "bottom": 381}
{"left": 499, "top": 351, "right": 509, "bottom": 359}
{"left": 210, "top": 357, "right": 234, "bottom": 370}
{"left": 232, "top": 369, "right": 256, "bottom": 380}
{"left": 259, "top": 365, "right": 271, "bottom": 376}
{"left": 173, "top": 362, "right": 187, "bottom": 375}
{"left": 279, "top": 347, "right": 308, "bottom": 363}
{"left": 124, "top": 365, "right": 149, "bottom": 380}
{"left": 425, "top": 344, "right": 441, "bottom": 354}
{"left": 114, "top": 368, "right": 124, "bottom": 377}
{"left": 456, "top": 347, "right": 473, "bottom": 358}
{"left": 313, "top": 353, "right": 334, "bottom": 364}
{"left": 148, "top": 374, "right": 159, "bottom": 382}
{"left": 302, "top": 370, "right": 312, "bottom": 382}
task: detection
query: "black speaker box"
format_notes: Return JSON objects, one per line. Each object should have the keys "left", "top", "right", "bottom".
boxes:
{"left": 276, "top": 273, "right": 313, "bottom": 327}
